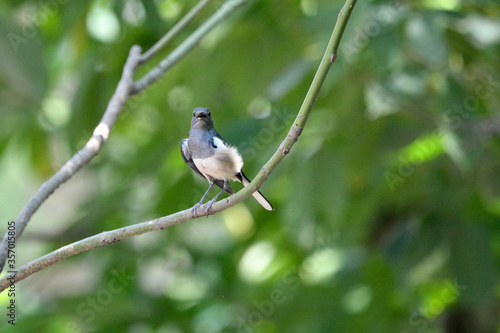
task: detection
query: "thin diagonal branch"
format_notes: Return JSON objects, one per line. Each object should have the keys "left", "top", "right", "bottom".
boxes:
{"left": 249, "top": 0, "right": 357, "bottom": 189}
{"left": 140, "top": 0, "right": 214, "bottom": 63}
{"left": 0, "top": 0, "right": 358, "bottom": 292}
{"left": 132, "top": 0, "right": 248, "bottom": 94}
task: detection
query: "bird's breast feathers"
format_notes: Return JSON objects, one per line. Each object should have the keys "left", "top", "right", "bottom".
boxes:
{"left": 193, "top": 137, "right": 243, "bottom": 181}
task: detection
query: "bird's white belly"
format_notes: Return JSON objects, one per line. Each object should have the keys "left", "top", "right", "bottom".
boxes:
{"left": 192, "top": 140, "right": 243, "bottom": 181}
{"left": 193, "top": 156, "right": 234, "bottom": 180}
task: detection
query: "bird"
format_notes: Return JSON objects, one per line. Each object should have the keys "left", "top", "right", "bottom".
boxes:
{"left": 181, "top": 107, "right": 274, "bottom": 217}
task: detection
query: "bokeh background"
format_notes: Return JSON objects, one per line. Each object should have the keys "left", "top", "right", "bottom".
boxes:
{"left": 1, "top": 0, "right": 500, "bottom": 332}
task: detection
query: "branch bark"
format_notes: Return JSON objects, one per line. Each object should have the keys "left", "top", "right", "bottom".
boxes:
{"left": 0, "top": 0, "right": 357, "bottom": 292}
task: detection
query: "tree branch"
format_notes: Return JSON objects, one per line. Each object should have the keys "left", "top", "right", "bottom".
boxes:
{"left": 132, "top": 0, "right": 248, "bottom": 94}
{"left": 140, "top": 0, "right": 214, "bottom": 64}
{"left": 251, "top": 0, "right": 357, "bottom": 186}
{"left": 0, "top": 0, "right": 249, "bottom": 274}
{"left": 0, "top": 45, "right": 142, "bottom": 274}
{"left": 0, "top": 0, "right": 357, "bottom": 292}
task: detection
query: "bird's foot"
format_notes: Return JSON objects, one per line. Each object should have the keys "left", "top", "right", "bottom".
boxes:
{"left": 204, "top": 198, "right": 217, "bottom": 214}
{"left": 192, "top": 202, "right": 203, "bottom": 218}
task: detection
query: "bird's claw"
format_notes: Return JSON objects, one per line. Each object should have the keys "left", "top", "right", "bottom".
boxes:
{"left": 204, "top": 199, "right": 216, "bottom": 214}
{"left": 192, "top": 202, "right": 203, "bottom": 218}
{"left": 192, "top": 195, "right": 219, "bottom": 218}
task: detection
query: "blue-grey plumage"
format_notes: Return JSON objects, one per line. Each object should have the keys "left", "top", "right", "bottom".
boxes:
{"left": 181, "top": 107, "right": 274, "bottom": 216}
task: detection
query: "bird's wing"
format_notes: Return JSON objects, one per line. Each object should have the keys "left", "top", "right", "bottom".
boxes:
{"left": 181, "top": 139, "right": 205, "bottom": 180}
{"left": 209, "top": 133, "right": 229, "bottom": 148}
{"left": 181, "top": 139, "right": 234, "bottom": 194}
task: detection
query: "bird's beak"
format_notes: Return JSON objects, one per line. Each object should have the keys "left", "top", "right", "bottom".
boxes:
{"left": 195, "top": 113, "right": 209, "bottom": 119}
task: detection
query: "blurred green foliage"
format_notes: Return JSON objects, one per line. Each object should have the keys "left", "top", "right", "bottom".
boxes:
{"left": 0, "top": 0, "right": 500, "bottom": 332}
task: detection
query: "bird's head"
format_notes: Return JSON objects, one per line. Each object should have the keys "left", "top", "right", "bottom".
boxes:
{"left": 191, "top": 107, "right": 214, "bottom": 129}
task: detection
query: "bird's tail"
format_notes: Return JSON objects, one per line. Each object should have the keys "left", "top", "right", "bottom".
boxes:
{"left": 237, "top": 172, "right": 274, "bottom": 211}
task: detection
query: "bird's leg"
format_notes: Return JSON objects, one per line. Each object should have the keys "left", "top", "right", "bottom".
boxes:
{"left": 193, "top": 181, "right": 214, "bottom": 218}
{"left": 205, "top": 179, "right": 229, "bottom": 213}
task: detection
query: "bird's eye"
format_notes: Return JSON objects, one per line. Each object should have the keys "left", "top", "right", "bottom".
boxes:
{"left": 193, "top": 112, "right": 196, "bottom": 117}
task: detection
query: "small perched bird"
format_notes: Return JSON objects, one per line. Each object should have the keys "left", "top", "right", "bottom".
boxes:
{"left": 181, "top": 107, "right": 274, "bottom": 216}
